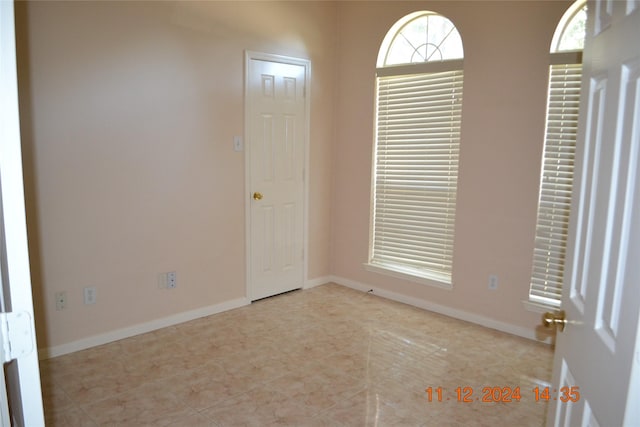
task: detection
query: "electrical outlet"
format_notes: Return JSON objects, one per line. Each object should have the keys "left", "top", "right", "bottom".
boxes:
{"left": 158, "top": 272, "right": 177, "bottom": 289}
{"left": 488, "top": 274, "right": 499, "bottom": 290}
{"left": 167, "top": 271, "right": 177, "bottom": 289}
{"left": 84, "top": 287, "right": 97, "bottom": 305}
{"left": 55, "top": 291, "right": 67, "bottom": 311}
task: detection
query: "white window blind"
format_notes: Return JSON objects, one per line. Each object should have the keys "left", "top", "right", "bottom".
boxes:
{"left": 371, "top": 70, "right": 463, "bottom": 284}
{"left": 530, "top": 63, "right": 582, "bottom": 306}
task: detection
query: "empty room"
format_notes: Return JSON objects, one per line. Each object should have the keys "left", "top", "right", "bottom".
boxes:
{"left": 1, "top": 0, "right": 639, "bottom": 425}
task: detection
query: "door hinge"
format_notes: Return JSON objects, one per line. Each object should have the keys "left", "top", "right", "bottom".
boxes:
{"left": 0, "top": 311, "right": 34, "bottom": 363}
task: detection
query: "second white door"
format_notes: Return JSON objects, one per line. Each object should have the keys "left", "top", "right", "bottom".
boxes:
{"left": 246, "top": 54, "right": 307, "bottom": 301}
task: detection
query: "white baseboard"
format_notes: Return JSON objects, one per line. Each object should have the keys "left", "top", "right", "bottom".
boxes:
{"left": 304, "top": 276, "right": 332, "bottom": 289}
{"left": 329, "top": 275, "right": 551, "bottom": 344}
{"left": 39, "top": 275, "right": 549, "bottom": 359}
{"left": 39, "top": 297, "right": 250, "bottom": 359}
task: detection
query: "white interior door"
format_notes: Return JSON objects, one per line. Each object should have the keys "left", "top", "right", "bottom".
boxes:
{"left": 0, "top": 1, "right": 45, "bottom": 425}
{"left": 245, "top": 53, "right": 308, "bottom": 301}
{"left": 547, "top": 1, "right": 640, "bottom": 426}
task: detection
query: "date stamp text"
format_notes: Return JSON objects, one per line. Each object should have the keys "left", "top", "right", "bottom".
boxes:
{"left": 425, "top": 386, "right": 581, "bottom": 403}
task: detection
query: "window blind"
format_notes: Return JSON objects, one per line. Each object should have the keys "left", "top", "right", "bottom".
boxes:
{"left": 371, "top": 70, "right": 463, "bottom": 284}
{"left": 530, "top": 63, "right": 582, "bottom": 306}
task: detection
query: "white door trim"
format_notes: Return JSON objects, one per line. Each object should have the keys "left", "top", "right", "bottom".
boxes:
{"left": 0, "top": 0, "right": 45, "bottom": 424}
{"left": 244, "top": 51, "right": 310, "bottom": 301}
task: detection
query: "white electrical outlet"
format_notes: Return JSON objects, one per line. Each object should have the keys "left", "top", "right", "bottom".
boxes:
{"left": 167, "top": 271, "right": 177, "bottom": 289}
{"left": 84, "top": 287, "right": 97, "bottom": 305}
{"left": 158, "top": 271, "right": 177, "bottom": 289}
{"left": 488, "top": 274, "right": 499, "bottom": 290}
{"left": 55, "top": 291, "right": 67, "bottom": 311}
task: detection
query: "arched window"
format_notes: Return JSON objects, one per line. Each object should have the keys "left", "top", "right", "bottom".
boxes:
{"left": 378, "top": 11, "right": 464, "bottom": 66}
{"left": 529, "top": 0, "right": 586, "bottom": 308}
{"left": 367, "top": 12, "right": 464, "bottom": 287}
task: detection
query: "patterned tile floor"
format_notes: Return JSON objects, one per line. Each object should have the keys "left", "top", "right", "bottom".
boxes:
{"left": 40, "top": 283, "right": 554, "bottom": 426}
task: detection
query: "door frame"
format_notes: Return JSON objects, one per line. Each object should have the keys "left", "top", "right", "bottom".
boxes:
{"left": 0, "top": 0, "right": 45, "bottom": 424}
{"left": 243, "top": 51, "right": 311, "bottom": 301}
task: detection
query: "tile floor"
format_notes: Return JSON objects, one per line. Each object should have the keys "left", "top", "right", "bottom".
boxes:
{"left": 40, "top": 283, "right": 554, "bottom": 426}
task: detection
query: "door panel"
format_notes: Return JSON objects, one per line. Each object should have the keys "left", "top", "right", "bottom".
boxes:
{"left": 246, "top": 55, "right": 307, "bottom": 301}
{"left": 548, "top": 2, "right": 640, "bottom": 426}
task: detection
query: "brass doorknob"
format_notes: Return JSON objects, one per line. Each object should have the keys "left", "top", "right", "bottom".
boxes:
{"left": 542, "top": 310, "right": 567, "bottom": 332}
{"left": 253, "top": 192, "right": 263, "bottom": 200}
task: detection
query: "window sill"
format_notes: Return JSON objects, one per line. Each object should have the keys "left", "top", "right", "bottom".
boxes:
{"left": 522, "top": 299, "right": 560, "bottom": 314}
{"left": 364, "top": 263, "right": 453, "bottom": 290}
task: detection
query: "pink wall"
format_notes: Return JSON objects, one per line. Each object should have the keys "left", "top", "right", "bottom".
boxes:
{"left": 16, "top": 0, "right": 574, "bottom": 352}
{"left": 16, "top": 1, "right": 336, "bottom": 350}
{"left": 331, "top": 1, "right": 571, "bottom": 333}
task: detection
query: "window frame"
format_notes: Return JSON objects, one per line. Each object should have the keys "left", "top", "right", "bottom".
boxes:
{"left": 367, "top": 11, "right": 464, "bottom": 289}
{"left": 525, "top": 1, "right": 586, "bottom": 312}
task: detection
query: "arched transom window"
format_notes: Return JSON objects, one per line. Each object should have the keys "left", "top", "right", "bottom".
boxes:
{"left": 368, "top": 11, "right": 464, "bottom": 287}
{"left": 379, "top": 11, "right": 464, "bottom": 67}
{"left": 551, "top": 2, "right": 587, "bottom": 53}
